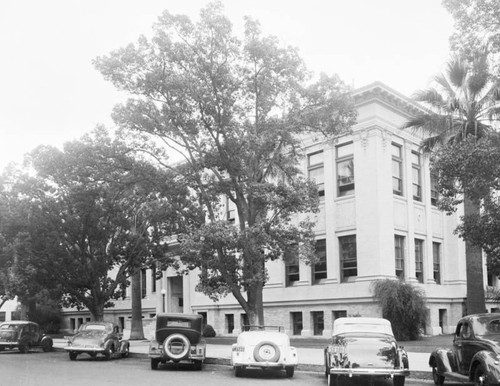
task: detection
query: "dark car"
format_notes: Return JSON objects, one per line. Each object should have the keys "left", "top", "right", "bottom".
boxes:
{"left": 64, "top": 321, "right": 129, "bottom": 360}
{"left": 324, "top": 317, "right": 410, "bottom": 386}
{"left": 0, "top": 320, "right": 53, "bottom": 353}
{"left": 149, "top": 313, "right": 206, "bottom": 370}
{"left": 429, "top": 313, "right": 500, "bottom": 385}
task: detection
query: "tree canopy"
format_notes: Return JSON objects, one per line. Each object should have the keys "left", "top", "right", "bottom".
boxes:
{"left": 94, "top": 2, "right": 357, "bottom": 324}
{"left": 0, "top": 127, "right": 199, "bottom": 320}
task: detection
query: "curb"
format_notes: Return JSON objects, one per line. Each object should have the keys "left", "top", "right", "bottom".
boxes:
{"left": 55, "top": 348, "right": 432, "bottom": 380}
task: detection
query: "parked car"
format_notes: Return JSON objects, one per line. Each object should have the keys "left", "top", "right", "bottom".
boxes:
{"left": 64, "top": 321, "right": 129, "bottom": 360}
{"left": 149, "top": 313, "right": 206, "bottom": 370}
{"left": 429, "top": 313, "right": 500, "bottom": 385}
{"left": 0, "top": 320, "right": 53, "bottom": 353}
{"left": 231, "top": 325, "right": 298, "bottom": 378}
{"left": 324, "top": 317, "right": 410, "bottom": 386}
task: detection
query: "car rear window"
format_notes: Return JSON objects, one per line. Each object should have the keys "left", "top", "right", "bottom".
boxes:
{"left": 83, "top": 324, "right": 106, "bottom": 331}
{"left": 0, "top": 324, "right": 20, "bottom": 330}
{"left": 166, "top": 319, "right": 191, "bottom": 328}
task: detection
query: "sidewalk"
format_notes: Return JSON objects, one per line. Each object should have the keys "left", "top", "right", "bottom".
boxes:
{"left": 53, "top": 335, "right": 447, "bottom": 378}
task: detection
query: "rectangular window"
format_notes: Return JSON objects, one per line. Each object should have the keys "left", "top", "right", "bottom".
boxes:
{"left": 395, "top": 235, "right": 405, "bottom": 279}
{"left": 311, "top": 311, "right": 324, "bottom": 336}
{"left": 308, "top": 151, "right": 325, "bottom": 197}
{"left": 285, "top": 251, "right": 300, "bottom": 286}
{"left": 433, "top": 242, "right": 441, "bottom": 284}
{"left": 392, "top": 144, "right": 403, "bottom": 196}
{"left": 339, "top": 235, "right": 357, "bottom": 281}
{"left": 151, "top": 263, "right": 157, "bottom": 293}
{"left": 312, "top": 239, "right": 327, "bottom": 283}
{"left": 291, "top": 312, "right": 303, "bottom": 335}
{"left": 415, "top": 239, "right": 424, "bottom": 283}
{"left": 141, "top": 268, "right": 147, "bottom": 298}
{"left": 225, "top": 314, "right": 234, "bottom": 334}
{"left": 430, "top": 173, "right": 438, "bottom": 206}
{"left": 333, "top": 310, "right": 347, "bottom": 320}
{"left": 336, "top": 143, "right": 354, "bottom": 197}
{"left": 412, "top": 152, "right": 422, "bottom": 201}
{"left": 226, "top": 196, "right": 235, "bottom": 223}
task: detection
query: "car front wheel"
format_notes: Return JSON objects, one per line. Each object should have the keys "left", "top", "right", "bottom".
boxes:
{"left": 432, "top": 365, "right": 445, "bottom": 386}
{"left": 69, "top": 352, "right": 78, "bottom": 361}
{"left": 151, "top": 358, "right": 160, "bottom": 370}
{"left": 474, "top": 364, "right": 487, "bottom": 386}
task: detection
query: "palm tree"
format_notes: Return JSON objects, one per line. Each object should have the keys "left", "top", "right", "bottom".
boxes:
{"left": 402, "top": 53, "right": 500, "bottom": 315}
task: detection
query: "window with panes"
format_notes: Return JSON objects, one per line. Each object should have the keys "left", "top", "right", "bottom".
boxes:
{"left": 392, "top": 144, "right": 403, "bottom": 196}
{"left": 433, "top": 242, "right": 441, "bottom": 284}
{"left": 311, "top": 311, "right": 324, "bottom": 336}
{"left": 336, "top": 143, "right": 354, "bottom": 197}
{"left": 226, "top": 196, "right": 235, "bottom": 223}
{"left": 312, "top": 239, "right": 327, "bottom": 283}
{"left": 430, "top": 173, "right": 438, "bottom": 206}
{"left": 339, "top": 235, "right": 357, "bottom": 281}
{"left": 291, "top": 312, "right": 303, "bottom": 335}
{"left": 415, "top": 239, "right": 424, "bottom": 283}
{"left": 285, "top": 246, "right": 300, "bottom": 286}
{"left": 308, "top": 151, "right": 325, "bottom": 197}
{"left": 395, "top": 235, "right": 405, "bottom": 279}
{"left": 412, "top": 151, "right": 422, "bottom": 201}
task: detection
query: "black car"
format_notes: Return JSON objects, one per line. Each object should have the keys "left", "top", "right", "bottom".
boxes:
{"left": 0, "top": 321, "right": 53, "bottom": 353}
{"left": 149, "top": 313, "right": 206, "bottom": 370}
{"left": 429, "top": 313, "right": 500, "bottom": 385}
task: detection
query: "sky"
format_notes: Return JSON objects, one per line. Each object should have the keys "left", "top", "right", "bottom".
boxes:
{"left": 0, "top": 0, "right": 454, "bottom": 171}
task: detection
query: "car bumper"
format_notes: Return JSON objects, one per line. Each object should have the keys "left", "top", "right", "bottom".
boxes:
{"left": 329, "top": 367, "right": 410, "bottom": 377}
{"left": 232, "top": 361, "right": 296, "bottom": 369}
{"left": 0, "top": 342, "right": 19, "bottom": 347}
{"left": 64, "top": 346, "right": 105, "bottom": 353}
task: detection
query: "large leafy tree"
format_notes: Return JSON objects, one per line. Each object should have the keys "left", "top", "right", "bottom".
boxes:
{"left": 432, "top": 136, "right": 500, "bottom": 278}
{"left": 94, "top": 2, "right": 357, "bottom": 324}
{"left": 0, "top": 127, "right": 198, "bottom": 321}
{"left": 402, "top": 54, "right": 500, "bottom": 314}
{"left": 443, "top": 0, "right": 500, "bottom": 71}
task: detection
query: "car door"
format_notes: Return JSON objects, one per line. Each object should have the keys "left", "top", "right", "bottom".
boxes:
{"left": 456, "top": 321, "right": 485, "bottom": 374}
{"left": 31, "top": 324, "right": 40, "bottom": 345}
{"left": 454, "top": 322, "right": 471, "bottom": 374}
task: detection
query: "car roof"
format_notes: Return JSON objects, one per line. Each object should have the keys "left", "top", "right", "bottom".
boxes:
{"left": 156, "top": 313, "right": 202, "bottom": 321}
{"left": 332, "top": 317, "right": 394, "bottom": 336}
{"left": 0, "top": 320, "right": 35, "bottom": 325}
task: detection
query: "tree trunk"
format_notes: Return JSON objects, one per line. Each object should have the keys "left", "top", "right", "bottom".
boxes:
{"left": 130, "top": 270, "right": 145, "bottom": 340}
{"left": 464, "top": 196, "right": 486, "bottom": 314}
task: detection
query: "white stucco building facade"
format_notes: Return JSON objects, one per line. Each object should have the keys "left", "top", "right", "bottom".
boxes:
{"left": 60, "top": 82, "right": 491, "bottom": 337}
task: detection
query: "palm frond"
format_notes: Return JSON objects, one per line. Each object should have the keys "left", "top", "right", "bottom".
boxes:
{"left": 448, "top": 58, "right": 467, "bottom": 89}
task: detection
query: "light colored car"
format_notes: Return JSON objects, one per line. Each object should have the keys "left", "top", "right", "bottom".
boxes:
{"left": 231, "top": 326, "right": 298, "bottom": 378}
{"left": 324, "top": 317, "right": 410, "bottom": 386}
{"left": 0, "top": 321, "right": 53, "bottom": 353}
{"left": 64, "top": 321, "right": 130, "bottom": 360}
{"left": 149, "top": 313, "right": 206, "bottom": 370}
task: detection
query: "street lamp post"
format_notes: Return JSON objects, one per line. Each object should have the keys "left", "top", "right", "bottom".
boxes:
{"left": 160, "top": 289, "right": 166, "bottom": 313}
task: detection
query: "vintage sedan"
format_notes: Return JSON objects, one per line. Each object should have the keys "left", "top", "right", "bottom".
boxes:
{"left": 149, "top": 313, "right": 206, "bottom": 370}
{"left": 0, "top": 321, "right": 53, "bottom": 353}
{"left": 324, "top": 317, "right": 410, "bottom": 386}
{"left": 429, "top": 313, "right": 500, "bottom": 385}
{"left": 65, "top": 321, "right": 129, "bottom": 360}
{"left": 231, "top": 325, "right": 298, "bottom": 378}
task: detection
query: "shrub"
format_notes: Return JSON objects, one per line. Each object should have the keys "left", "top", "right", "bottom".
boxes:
{"left": 202, "top": 324, "right": 216, "bottom": 337}
{"left": 371, "top": 279, "right": 427, "bottom": 341}
{"left": 29, "top": 304, "right": 62, "bottom": 334}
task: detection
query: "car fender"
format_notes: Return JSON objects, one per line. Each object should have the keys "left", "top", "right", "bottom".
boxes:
{"left": 469, "top": 350, "right": 500, "bottom": 384}
{"left": 287, "top": 346, "right": 299, "bottom": 365}
{"left": 429, "top": 348, "right": 453, "bottom": 374}
{"left": 104, "top": 339, "right": 114, "bottom": 352}
{"left": 40, "top": 335, "right": 53, "bottom": 345}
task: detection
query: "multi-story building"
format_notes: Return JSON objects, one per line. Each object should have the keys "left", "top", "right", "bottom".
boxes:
{"left": 60, "top": 81, "right": 492, "bottom": 337}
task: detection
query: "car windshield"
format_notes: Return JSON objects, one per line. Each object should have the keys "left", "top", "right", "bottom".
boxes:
{"left": 474, "top": 318, "right": 500, "bottom": 336}
{"left": 0, "top": 324, "right": 21, "bottom": 331}
{"left": 242, "top": 325, "right": 283, "bottom": 332}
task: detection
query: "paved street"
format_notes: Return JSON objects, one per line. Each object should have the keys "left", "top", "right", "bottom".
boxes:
{"left": 0, "top": 349, "right": 462, "bottom": 386}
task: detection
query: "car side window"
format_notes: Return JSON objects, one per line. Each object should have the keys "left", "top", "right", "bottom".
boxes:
{"left": 461, "top": 323, "right": 471, "bottom": 339}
